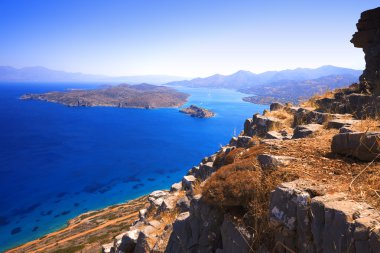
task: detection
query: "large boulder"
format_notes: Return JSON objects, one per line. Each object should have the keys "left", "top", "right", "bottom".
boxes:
{"left": 102, "top": 243, "right": 114, "bottom": 253}
{"left": 270, "top": 102, "right": 285, "bottom": 111}
{"left": 117, "top": 229, "right": 140, "bottom": 252}
{"left": 331, "top": 131, "right": 380, "bottom": 161}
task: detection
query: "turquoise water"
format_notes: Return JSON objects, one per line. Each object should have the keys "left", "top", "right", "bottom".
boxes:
{"left": 0, "top": 83, "right": 267, "bottom": 251}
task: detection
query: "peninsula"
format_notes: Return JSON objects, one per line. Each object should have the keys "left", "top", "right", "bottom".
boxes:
{"left": 179, "top": 105, "right": 215, "bottom": 118}
{"left": 20, "top": 84, "right": 189, "bottom": 109}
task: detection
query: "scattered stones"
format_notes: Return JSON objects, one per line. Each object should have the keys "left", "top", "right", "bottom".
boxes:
{"left": 292, "top": 124, "right": 322, "bottom": 139}
{"left": 331, "top": 131, "right": 380, "bottom": 161}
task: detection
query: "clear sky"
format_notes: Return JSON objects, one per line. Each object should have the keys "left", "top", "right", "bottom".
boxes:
{"left": 0, "top": 0, "right": 379, "bottom": 77}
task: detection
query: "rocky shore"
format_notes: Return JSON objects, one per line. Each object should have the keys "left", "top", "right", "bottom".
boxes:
{"left": 20, "top": 84, "right": 189, "bottom": 109}
{"left": 179, "top": 105, "right": 215, "bottom": 118}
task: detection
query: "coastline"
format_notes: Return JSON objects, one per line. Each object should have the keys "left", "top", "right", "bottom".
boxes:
{"left": 6, "top": 196, "right": 148, "bottom": 253}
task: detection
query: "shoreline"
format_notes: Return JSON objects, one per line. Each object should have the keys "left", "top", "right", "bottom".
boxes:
{"left": 6, "top": 196, "right": 148, "bottom": 253}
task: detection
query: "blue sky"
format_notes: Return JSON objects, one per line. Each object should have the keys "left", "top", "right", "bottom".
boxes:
{"left": 0, "top": 0, "right": 379, "bottom": 77}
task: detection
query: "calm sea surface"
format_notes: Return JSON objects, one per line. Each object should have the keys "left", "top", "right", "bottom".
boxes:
{"left": 0, "top": 83, "right": 267, "bottom": 251}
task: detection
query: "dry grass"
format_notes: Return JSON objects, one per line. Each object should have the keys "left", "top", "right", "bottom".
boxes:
{"left": 300, "top": 89, "right": 337, "bottom": 109}
{"left": 202, "top": 125, "right": 380, "bottom": 251}
{"left": 351, "top": 118, "right": 380, "bottom": 132}
{"left": 263, "top": 109, "right": 294, "bottom": 132}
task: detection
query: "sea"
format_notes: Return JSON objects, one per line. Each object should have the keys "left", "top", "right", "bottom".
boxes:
{"left": 0, "top": 83, "right": 267, "bottom": 251}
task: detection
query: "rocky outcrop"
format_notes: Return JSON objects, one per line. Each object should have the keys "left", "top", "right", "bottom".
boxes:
{"left": 351, "top": 7, "right": 380, "bottom": 95}
{"left": 331, "top": 131, "right": 380, "bottom": 161}
{"left": 269, "top": 179, "right": 380, "bottom": 253}
{"left": 179, "top": 105, "right": 215, "bottom": 118}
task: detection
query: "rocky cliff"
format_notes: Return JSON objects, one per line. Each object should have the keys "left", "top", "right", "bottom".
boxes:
{"left": 351, "top": 7, "right": 380, "bottom": 95}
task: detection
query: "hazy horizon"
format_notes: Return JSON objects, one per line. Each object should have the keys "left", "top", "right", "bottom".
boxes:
{"left": 0, "top": 1, "right": 379, "bottom": 77}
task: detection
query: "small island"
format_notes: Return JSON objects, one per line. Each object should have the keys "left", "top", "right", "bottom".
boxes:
{"left": 179, "top": 105, "right": 215, "bottom": 118}
{"left": 20, "top": 83, "right": 189, "bottom": 109}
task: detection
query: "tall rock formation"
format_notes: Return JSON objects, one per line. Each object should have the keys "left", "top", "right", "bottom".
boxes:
{"left": 351, "top": 7, "right": 380, "bottom": 94}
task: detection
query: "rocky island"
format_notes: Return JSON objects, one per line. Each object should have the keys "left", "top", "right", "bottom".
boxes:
{"left": 20, "top": 84, "right": 189, "bottom": 109}
{"left": 179, "top": 105, "right": 215, "bottom": 118}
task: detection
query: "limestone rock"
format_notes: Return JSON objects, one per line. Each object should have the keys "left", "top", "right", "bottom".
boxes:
{"left": 257, "top": 154, "right": 296, "bottom": 170}
{"left": 292, "top": 124, "right": 322, "bottom": 139}
{"left": 170, "top": 182, "right": 182, "bottom": 192}
{"left": 182, "top": 175, "right": 197, "bottom": 191}
{"left": 331, "top": 131, "right": 380, "bottom": 161}
{"left": 117, "top": 229, "right": 140, "bottom": 253}
{"left": 158, "top": 195, "right": 177, "bottom": 213}
{"left": 101, "top": 243, "right": 114, "bottom": 253}
{"left": 139, "top": 209, "right": 147, "bottom": 221}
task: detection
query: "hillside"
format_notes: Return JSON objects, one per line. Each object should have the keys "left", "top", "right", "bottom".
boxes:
{"left": 166, "top": 66, "right": 361, "bottom": 104}
{"left": 20, "top": 84, "right": 189, "bottom": 109}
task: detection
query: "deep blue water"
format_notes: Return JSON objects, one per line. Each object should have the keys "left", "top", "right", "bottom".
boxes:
{"left": 0, "top": 83, "right": 267, "bottom": 251}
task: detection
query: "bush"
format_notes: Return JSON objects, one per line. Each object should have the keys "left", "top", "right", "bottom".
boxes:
{"left": 202, "top": 160, "right": 261, "bottom": 207}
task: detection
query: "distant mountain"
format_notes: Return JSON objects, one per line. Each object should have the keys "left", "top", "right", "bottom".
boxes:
{"left": 0, "top": 66, "right": 185, "bottom": 84}
{"left": 166, "top": 65, "right": 362, "bottom": 90}
{"left": 241, "top": 74, "right": 360, "bottom": 104}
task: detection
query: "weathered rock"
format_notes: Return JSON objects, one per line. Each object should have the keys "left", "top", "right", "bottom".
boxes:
{"left": 244, "top": 118, "right": 254, "bottom": 136}
{"left": 331, "top": 131, "right": 380, "bottom": 161}
{"left": 229, "top": 136, "right": 238, "bottom": 146}
{"left": 149, "top": 190, "right": 168, "bottom": 200}
{"left": 265, "top": 131, "right": 283, "bottom": 140}
{"left": 270, "top": 102, "right": 285, "bottom": 111}
{"left": 134, "top": 228, "right": 157, "bottom": 253}
{"left": 351, "top": 7, "right": 380, "bottom": 95}
{"left": 220, "top": 215, "right": 253, "bottom": 253}
{"left": 252, "top": 114, "right": 283, "bottom": 136}
{"left": 236, "top": 136, "right": 252, "bottom": 148}
{"left": 182, "top": 175, "right": 197, "bottom": 191}
{"left": 327, "top": 119, "right": 359, "bottom": 129}
{"left": 139, "top": 209, "right": 147, "bottom": 221}
{"left": 117, "top": 229, "right": 140, "bottom": 253}
{"left": 176, "top": 196, "right": 191, "bottom": 212}
{"left": 102, "top": 243, "right": 114, "bottom": 253}
{"left": 158, "top": 195, "right": 177, "bottom": 213}
{"left": 257, "top": 154, "right": 296, "bottom": 170}
{"left": 293, "top": 108, "right": 331, "bottom": 125}
{"left": 292, "top": 124, "right": 322, "bottom": 139}
{"left": 170, "top": 182, "right": 182, "bottom": 192}
{"left": 165, "top": 195, "right": 225, "bottom": 253}
{"left": 269, "top": 179, "right": 380, "bottom": 253}
{"left": 193, "top": 162, "right": 215, "bottom": 180}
